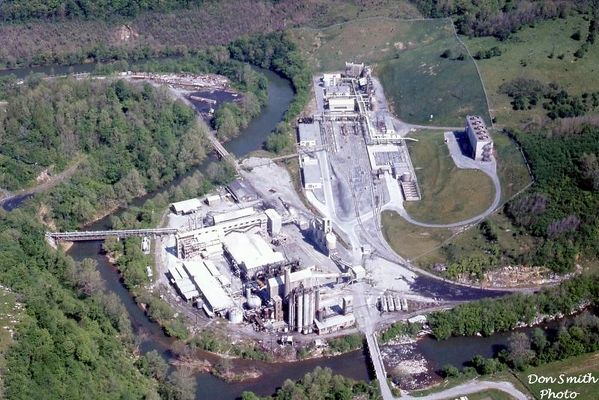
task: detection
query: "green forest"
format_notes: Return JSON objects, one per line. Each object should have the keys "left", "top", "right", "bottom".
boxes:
{"left": 0, "top": 77, "right": 208, "bottom": 229}
{"left": 506, "top": 126, "right": 599, "bottom": 272}
{"left": 0, "top": 0, "right": 204, "bottom": 21}
{"left": 428, "top": 274, "right": 599, "bottom": 340}
{"left": 240, "top": 367, "right": 380, "bottom": 400}
{"left": 0, "top": 209, "right": 159, "bottom": 399}
{"left": 228, "top": 32, "right": 311, "bottom": 153}
{"left": 412, "top": 0, "right": 597, "bottom": 39}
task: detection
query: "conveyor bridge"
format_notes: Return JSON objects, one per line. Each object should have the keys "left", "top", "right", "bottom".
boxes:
{"left": 46, "top": 228, "right": 178, "bottom": 242}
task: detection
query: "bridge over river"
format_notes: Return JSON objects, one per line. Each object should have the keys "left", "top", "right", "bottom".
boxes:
{"left": 46, "top": 228, "right": 178, "bottom": 242}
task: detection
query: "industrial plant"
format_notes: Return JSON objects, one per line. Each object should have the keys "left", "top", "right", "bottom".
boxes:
{"left": 298, "top": 62, "right": 422, "bottom": 206}
{"left": 159, "top": 175, "right": 362, "bottom": 335}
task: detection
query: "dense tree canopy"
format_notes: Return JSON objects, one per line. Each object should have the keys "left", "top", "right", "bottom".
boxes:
{"left": 229, "top": 31, "right": 311, "bottom": 153}
{"left": 428, "top": 274, "right": 599, "bottom": 340}
{"left": 241, "top": 367, "right": 380, "bottom": 400}
{"left": 0, "top": 209, "right": 158, "bottom": 399}
{"left": 411, "top": 0, "right": 594, "bottom": 39}
{"left": 506, "top": 126, "right": 599, "bottom": 271}
{"left": 0, "top": 77, "right": 209, "bottom": 229}
{"left": 0, "top": 0, "right": 204, "bottom": 22}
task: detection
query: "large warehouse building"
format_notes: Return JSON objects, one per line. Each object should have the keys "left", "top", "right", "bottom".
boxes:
{"left": 301, "top": 156, "right": 323, "bottom": 190}
{"left": 223, "top": 232, "right": 286, "bottom": 279}
{"left": 182, "top": 261, "right": 234, "bottom": 313}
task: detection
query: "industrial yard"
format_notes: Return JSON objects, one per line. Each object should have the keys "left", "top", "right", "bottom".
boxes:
{"left": 146, "top": 62, "right": 499, "bottom": 346}
{"left": 154, "top": 168, "right": 372, "bottom": 339}
{"left": 38, "top": 60, "right": 511, "bottom": 400}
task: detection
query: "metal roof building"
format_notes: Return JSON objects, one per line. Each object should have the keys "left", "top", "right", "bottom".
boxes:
{"left": 226, "top": 179, "right": 257, "bottom": 203}
{"left": 301, "top": 157, "right": 323, "bottom": 190}
{"left": 169, "top": 265, "right": 199, "bottom": 301}
{"left": 314, "top": 313, "right": 356, "bottom": 335}
{"left": 209, "top": 207, "right": 255, "bottom": 225}
{"left": 298, "top": 122, "right": 320, "bottom": 147}
{"left": 171, "top": 198, "right": 203, "bottom": 215}
{"left": 223, "top": 232, "right": 285, "bottom": 278}
{"left": 183, "top": 261, "right": 233, "bottom": 312}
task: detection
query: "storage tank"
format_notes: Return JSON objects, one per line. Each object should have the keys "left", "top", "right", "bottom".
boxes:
{"left": 245, "top": 287, "right": 262, "bottom": 309}
{"left": 228, "top": 308, "right": 243, "bottom": 324}
{"left": 381, "top": 296, "right": 388, "bottom": 312}
{"left": 394, "top": 296, "right": 402, "bottom": 311}
{"left": 401, "top": 298, "right": 408, "bottom": 312}
{"left": 325, "top": 232, "right": 337, "bottom": 251}
{"left": 387, "top": 295, "right": 396, "bottom": 312}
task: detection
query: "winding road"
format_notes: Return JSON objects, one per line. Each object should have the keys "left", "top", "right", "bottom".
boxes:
{"left": 0, "top": 157, "right": 84, "bottom": 211}
{"left": 400, "top": 380, "right": 529, "bottom": 400}
{"left": 381, "top": 131, "right": 502, "bottom": 229}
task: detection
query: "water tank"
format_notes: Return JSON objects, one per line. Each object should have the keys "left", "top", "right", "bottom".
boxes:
{"left": 245, "top": 287, "right": 262, "bottom": 309}
{"left": 325, "top": 232, "right": 337, "bottom": 251}
{"left": 228, "top": 308, "right": 243, "bottom": 324}
{"left": 247, "top": 295, "right": 261, "bottom": 309}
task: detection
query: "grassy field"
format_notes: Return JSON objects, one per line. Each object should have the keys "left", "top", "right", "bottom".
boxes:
{"left": 463, "top": 14, "right": 599, "bottom": 126}
{"left": 382, "top": 208, "right": 535, "bottom": 269}
{"left": 381, "top": 210, "right": 453, "bottom": 263}
{"left": 410, "top": 371, "right": 528, "bottom": 399}
{"left": 493, "top": 132, "right": 532, "bottom": 202}
{"left": 291, "top": 18, "right": 491, "bottom": 125}
{"left": 516, "top": 352, "right": 599, "bottom": 400}
{"left": 404, "top": 131, "right": 495, "bottom": 224}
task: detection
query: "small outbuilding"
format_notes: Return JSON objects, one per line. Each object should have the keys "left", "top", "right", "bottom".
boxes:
{"left": 171, "top": 198, "right": 203, "bottom": 215}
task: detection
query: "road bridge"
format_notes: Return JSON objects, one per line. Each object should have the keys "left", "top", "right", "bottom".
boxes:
{"left": 365, "top": 332, "right": 394, "bottom": 400}
{"left": 206, "top": 131, "right": 239, "bottom": 171}
{"left": 46, "top": 228, "right": 178, "bottom": 242}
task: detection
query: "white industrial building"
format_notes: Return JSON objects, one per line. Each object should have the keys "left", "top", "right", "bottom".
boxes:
{"left": 322, "top": 73, "right": 341, "bottom": 87}
{"left": 301, "top": 156, "right": 323, "bottom": 190}
{"left": 208, "top": 207, "right": 256, "bottom": 225}
{"left": 344, "top": 62, "right": 364, "bottom": 78}
{"left": 182, "top": 261, "right": 233, "bottom": 313}
{"left": 465, "top": 115, "right": 493, "bottom": 161}
{"left": 169, "top": 264, "right": 199, "bottom": 301}
{"left": 264, "top": 208, "right": 282, "bottom": 235}
{"left": 297, "top": 122, "right": 320, "bottom": 147}
{"left": 226, "top": 179, "right": 257, "bottom": 202}
{"left": 175, "top": 208, "right": 268, "bottom": 259}
{"left": 325, "top": 84, "right": 351, "bottom": 97}
{"left": 328, "top": 97, "right": 356, "bottom": 112}
{"left": 314, "top": 313, "right": 356, "bottom": 335}
{"left": 171, "top": 198, "right": 203, "bottom": 215}
{"left": 223, "top": 232, "right": 286, "bottom": 278}
{"left": 267, "top": 267, "right": 318, "bottom": 300}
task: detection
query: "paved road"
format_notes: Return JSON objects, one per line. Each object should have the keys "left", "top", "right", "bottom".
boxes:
{"left": 352, "top": 282, "right": 527, "bottom": 400}
{"left": 401, "top": 380, "right": 529, "bottom": 400}
{"left": 0, "top": 157, "right": 84, "bottom": 210}
{"left": 382, "top": 131, "right": 501, "bottom": 229}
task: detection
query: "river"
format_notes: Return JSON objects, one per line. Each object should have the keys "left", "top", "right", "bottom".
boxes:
{"left": 9, "top": 62, "right": 370, "bottom": 399}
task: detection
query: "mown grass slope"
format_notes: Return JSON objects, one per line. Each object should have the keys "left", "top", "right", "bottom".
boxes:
{"left": 464, "top": 14, "right": 599, "bottom": 126}
{"left": 404, "top": 131, "right": 495, "bottom": 224}
{"left": 292, "top": 18, "right": 491, "bottom": 125}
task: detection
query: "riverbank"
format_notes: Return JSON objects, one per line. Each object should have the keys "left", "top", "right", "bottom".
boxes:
{"left": 382, "top": 304, "right": 599, "bottom": 393}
